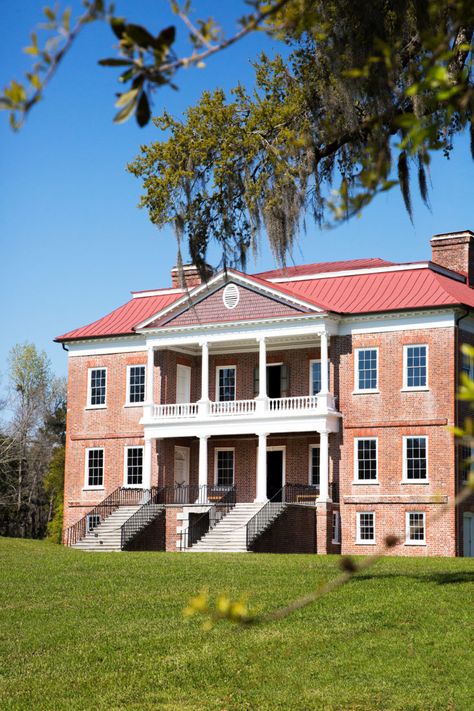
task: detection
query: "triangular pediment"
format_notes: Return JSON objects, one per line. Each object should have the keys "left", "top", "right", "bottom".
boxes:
{"left": 136, "top": 270, "right": 322, "bottom": 331}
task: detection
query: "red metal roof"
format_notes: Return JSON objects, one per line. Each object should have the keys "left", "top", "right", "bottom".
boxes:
{"left": 255, "top": 257, "right": 393, "bottom": 279}
{"left": 55, "top": 292, "right": 182, "bottom": 341}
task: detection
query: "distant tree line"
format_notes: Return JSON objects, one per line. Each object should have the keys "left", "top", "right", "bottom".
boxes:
{"left": 0, "top": 344, "right": 66, "bottom": 542}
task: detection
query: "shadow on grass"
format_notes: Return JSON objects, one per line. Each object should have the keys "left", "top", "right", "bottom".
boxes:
{"left": 352, "top": 571, "right": 474, "bottom": 586}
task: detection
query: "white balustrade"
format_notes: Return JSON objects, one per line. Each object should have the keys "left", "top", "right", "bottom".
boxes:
{"left": 268, "top": 395, "right": 319, "bottom": 412}
{"left": 209, "top": 399, "right": 257, "bottom": 416}
{"left": 152, "top": 403, "right": 198, "bottom": 419}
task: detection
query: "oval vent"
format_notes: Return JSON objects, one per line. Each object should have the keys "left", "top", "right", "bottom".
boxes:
{"left": 223, "top": 283, "right": 240, "bottom": 310}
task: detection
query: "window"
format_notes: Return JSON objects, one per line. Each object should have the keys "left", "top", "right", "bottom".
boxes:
{"left": 404, "top": 345, "right": 428, "bottom": 389}
{"left": 460, "top": 445, "right": 474, "bottom": 484}
{"left": 354, "top": 438, "right": 378, "bottom": 481}
{"left": 406, "top": 511, "right": 426, "bottom": 544}
{"left": 215, "top": 449, "right": 234, "bottom": 487}
{"left": 310, "top": 360, "right": 330, "bottom": 395}
{"left": 332, "top": 511, "right": 340, "bottom": 544}
{"left": 217, "top": 366, "right": 236, "bottom": 401}
{"left": 88, "top": 367, "right": 106, "bottom": 407}
{"left": 403, "top": 437, "right": 428, "bottom": 481}
{"left": 127, "top": 365, "right": 146, "bottom": 404}
{"left": 85, "top": 448, "right": 104, "bottom": 488}
{"left": 355, "top": 349, "right": 378, "bottom": 391}
{"left": 461, "top": 350, "right": 474, "bottom": 380}
{"left": 87, "top": 513, "right": 100, "bottom": 531}
{"left": 125, "top": 447, "right": 143, "bottom": 486}
{"left": 356, "top": 512, "right": 375, "bottom": 543}
{"left": 309, "top": 445, "right": 320, "bottom": 487}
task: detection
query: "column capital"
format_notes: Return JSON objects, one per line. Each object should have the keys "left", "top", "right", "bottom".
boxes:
{"left": 199, "top": 339, "right": 209, "bottom": 348}
{"left": 256, "top": 335, "right": 266, "bottom": 343}
{"left": 256, "top": 431, "right": 270, "bottom": 438}
{"left": 199, "top": 434, "right": 210, "bottom": 440}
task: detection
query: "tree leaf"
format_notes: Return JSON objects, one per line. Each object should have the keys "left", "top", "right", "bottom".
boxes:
{"left": 44, "top": 7, "right": 56, "bottom": 22}
{"left": 125, "top": 23, "right": 156, "bottom": 49}
{"left": 98, "top": 58, "right": 134, "bottom": 67}
{"left": 155, "top": 26, "right": 176, "bottom": 49}
{"left": 115, "top": 88, "right": 139, "bottom": 107}
{"left": 113, "top": 96, "right": 138, "bottom": 124}
{"left": 110, "top": 17, "right": 126, "bottom": 39}
{"left": 136, "top": 91, "right": 151, "bottom": 127}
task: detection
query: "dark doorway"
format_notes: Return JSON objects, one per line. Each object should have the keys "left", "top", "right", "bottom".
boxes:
{"left": 267, "top": 365, "right": 282, "bottom": 398}
{"left": 267, "top": 450, "right": 284, "bottom": 501}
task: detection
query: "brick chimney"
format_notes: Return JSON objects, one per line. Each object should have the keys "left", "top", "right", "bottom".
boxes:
{"left": 171, "top": 263, "right": 213, "bottom": 289}
{"left": 430, "top": 230, "right": 474, "bottom": 286}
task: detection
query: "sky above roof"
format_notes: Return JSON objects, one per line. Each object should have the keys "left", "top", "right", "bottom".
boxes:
{"left": 1, "top": 0, "right": 474, "bottom": 385}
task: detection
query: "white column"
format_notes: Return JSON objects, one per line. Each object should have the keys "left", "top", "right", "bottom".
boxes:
{"left": 256, "top": 337, "right": 268, "bottom": 413}
{"left": 143, "top": 438, "right": 153, "bottom": 491}
{"left": 318, "top": 331, "right": 335, "bottom": 410}
{"left": 144, "top": 346, "right": 155, "bottom": 419}
{"left": 198, "top": 435, "right": 209, "bottom": 502}
{"left": 317, "top": 430, "right": 331, "bottom": 502}
{"left": 255, "top": 432, "right": 268, "bottom": 502}
{"left": 198, "top": 340, "right": 209, "bottom": 416}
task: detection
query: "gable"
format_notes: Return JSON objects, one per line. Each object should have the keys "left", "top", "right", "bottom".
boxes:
{"left": 144, "top": 282, "right": 311, "bottom": 329}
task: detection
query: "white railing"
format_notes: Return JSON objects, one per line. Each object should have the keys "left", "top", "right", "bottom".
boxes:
{"left": 152, "top": 403, "right": 198, "bottom": 419}
{"left": 268, "top": 395, "right": 319, "bottom": 412}
{"left": 209, "top": 399, "right": 257, "bottom": 416}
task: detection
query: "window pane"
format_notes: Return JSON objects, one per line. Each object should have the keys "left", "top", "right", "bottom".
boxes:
{"left": 406, "top": 346, "right": 427, "bottom": 387}
{"left": 310, "top": 447, "right": 320, "bottom": 486}
{"left": 312, "top": 362, "right": 321, "bottom": 395}
{"left": 126, "top": 447, "right": 143, "bottom": 485}
{"left": 406, "top": 437, "right": 427, "bottom": 479}
{"left": 357, "top": 439, "right": 377, "bottom": 480}
{"left": 408, "top": 512, "right": 425, "bottom": 542}
{"left": 87, "top": 449, "right": 104, "bottom": 487}
{"left": 217, "top": 450, "right": 234, "bottom": 486}
{"left": 90, "top": 368, "right": 106, "bottom": 405}
{"left": 129, "top": 366, "right": 145, "bottom": 403}
{"left": 218, "top": 368, "right": 236, "bottom": 401}
{"left": 357, "top": 349, "right": 377, "bottom": 390}
{"left": 358, "top": 512, "right": 374, "bottom": 541}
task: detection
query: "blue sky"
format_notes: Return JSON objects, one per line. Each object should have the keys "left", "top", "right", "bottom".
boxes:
{"left": 1, "top": 0, "right": 473, "bottom": 386}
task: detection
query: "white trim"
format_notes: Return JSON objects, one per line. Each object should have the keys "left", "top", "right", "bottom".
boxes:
{"left": 132, "top": 288, "right": 184, "bottom": 298}
{"left": 84, "top": 447, "right": 105, "bottom": 490}
{"left": 402, "top": 344, "right": 428, "bottom": 390}
{"left": 332, "top": 511, "right": 341, "bottom": 544}
{"left": 405, "top": 511, "right": 426, "bottom": 545}
{"left": 87, "top": 367, "right": 107, "bottom": 408}
{"left": 266, "top": 445, "right": 286, "bottom": 488}
{"left": 215, "top": 365, "right": 236, "bottom": 402}
{"left": 354, "top": 347, "right": 379, "bottom": 393}
{"left": 339, "top": 310, "right": 456, "bottom": 336}
{"left": 267, "top": 261, "right": 465, "bottom": 283}
{"left": 123, "top": 445, "right": 145, "bottom": 488}
{"left": 223, "top": 283, "right": 240, "bottom": 310}
{"left": 353, "top": 437, "right": 378, "bottom": 483}
{"left": 431, "top": 230, "right": 473, "bottom": 241}
{"left": 356, "top": 511, "right": 376, "bottom": 544}
{"left": 308, "top": 443, "right": 320, "bottom": 487}
{"left": 125, "top": 364, "right": 146, "bottom": 407}
{"left": 67, "top": 338, "right": 147, "bottom": 356}
{"left": 402, "top": 435, "right": 429, "bottom": 483}
{"left": 214, "top": 447, "right": 235, "bottom": 487}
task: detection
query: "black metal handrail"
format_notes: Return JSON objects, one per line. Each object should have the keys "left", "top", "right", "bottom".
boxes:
{"left": 65, "top": 486, "right": 150, "bottom": 546}
{"left": 246, "top": 486, "right": 286, "bottom": 549}
{"left": 120, "top": 486, "right": 164, "bottom": 550}
{"left": 180, "top": 486, "right": 237, "bottom": 550}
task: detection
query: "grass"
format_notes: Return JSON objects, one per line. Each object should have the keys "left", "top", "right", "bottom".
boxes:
{"left": 0, "top": 539, "right": 473, "bottom": 710}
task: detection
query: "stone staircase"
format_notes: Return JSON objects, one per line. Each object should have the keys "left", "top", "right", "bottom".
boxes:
{"left": 188, "top": 503, "right": 265, "bottom": 552}
{"left": 71, "top": 505, "right": 143, "bottom": 552}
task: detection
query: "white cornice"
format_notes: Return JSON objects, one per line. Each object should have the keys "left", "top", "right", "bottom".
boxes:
{"left": 132, "top": 288, "right": 184, "bottom": 298}
{"left": 267, "top": 261, "right": 465, "bottom": 283}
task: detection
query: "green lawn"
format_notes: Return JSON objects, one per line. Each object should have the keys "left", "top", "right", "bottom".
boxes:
{"left": 0, "top": 539, "right": 473, "bottom": 711}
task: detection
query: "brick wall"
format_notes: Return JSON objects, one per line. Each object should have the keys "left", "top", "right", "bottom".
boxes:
{"left": 250, "top": 505, "right": 316, "bottom": 553}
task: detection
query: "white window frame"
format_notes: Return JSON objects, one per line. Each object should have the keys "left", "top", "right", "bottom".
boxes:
{"left": 215, "top": 365, "right": 236, "bottom": 402}
{"left": 353, "top": 437, "right": 379, "bottom": 484}
{"left": 332, "top": 511, "right": 341, "bottom": 544}
{"left": 309, "top": 359, "right": 330, "bottom": 396}
{"left": 308, "top": 444, "right": 320, "bottom": 487}
{"left": 353, "top": 347, "right": 379, "bottom": 394}
{"left": 214, "top": 447, "right": 235, "bottom": 487}
{"left": 125, "top": 364, "right": 146, "bottom": 407}
{"left": 356, "top": 511, "right": 376, "bottom": 544}
{"left": 402, "top": 344, "right": 429, "bottom": 391}
{"left": 86, "top": 367, "right": 107, "bottom": 409}
{"left": 402, "top": 436, "right": 429, "bottom": 483}
{"left": 405, "top": 511, "right": 426, "bottom": 545}
{"left": 123, "top": 445, "right": 144, "bottom": 488}
{"left": 267, "top": 445, "right": 286, "bottom": 488}
{"left": 356, "top": 511, "right": 377, "bottom": 546}
{"left": 84, "top": 447, "right": 105, "bottom": 490}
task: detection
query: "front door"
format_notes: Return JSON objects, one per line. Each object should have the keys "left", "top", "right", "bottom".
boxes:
{"left": 176, "top": 364, "right": 191, "bottom": 403}
{"left": 463, "top": 513, "right": 474, "bottom": 556}
{"left": 174, "top": 446, "right": 190, "bottom": 488}
{"left": 267, "top": 365, "right": 282, "bottom": 399}
{"left": 267, "top": 449, "right": 284, "bottom": 501}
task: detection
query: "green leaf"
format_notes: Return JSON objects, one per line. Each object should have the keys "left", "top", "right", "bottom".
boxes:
{"left": 136, "top": 91, "right": 151, "bottom": 127}
{"left": 44, "top": 7, "right": 56, "bottom": 21}
{"left": 24, "top": 46, "right": 40, "bottom": 56}
{"left": 115, "top": 88, "right": 139, "bottom": 107}
{"left": 98, "top": 58, "right": 134, "bottom": 67}
{"left": 110, "top": 17, "right": 126, "bottom": 39}
{"left": 124, "top": 23, "right": 156, "bottom": 49}
{"left": 155, "top": 26, "right": 176, "bottom": 49}
{"left": 63, "top": 8, "right": 71, "bottom": 32}
{"left": 113, "top": 96, "right": 138, "bottom": 124}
